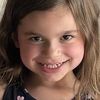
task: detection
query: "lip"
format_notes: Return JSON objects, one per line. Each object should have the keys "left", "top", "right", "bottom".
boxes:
{"left": 38, "top": 60, "right": 68, "bottom": 73}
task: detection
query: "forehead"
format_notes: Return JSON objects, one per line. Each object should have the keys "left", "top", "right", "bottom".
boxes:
{"left": 20, "top": 6, "right": 69, "bottom": 21}
{"left": 18, "top": 6, "right": 77, "bottom": 34}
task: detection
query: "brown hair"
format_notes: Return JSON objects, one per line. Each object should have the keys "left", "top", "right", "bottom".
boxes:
{"left": 0, "top": 0, "right": 100, "bottom": 99}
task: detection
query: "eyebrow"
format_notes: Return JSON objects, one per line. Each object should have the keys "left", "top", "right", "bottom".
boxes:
{"left": 62, "top": 30, "right": 78, "bottom": 34}
{"left": 23, "top": 32, "right": 46, "bottom": 39}
{"left": 24, "top": 32, "right": 39, "bottom": 35}
{"left": 23, "top": 30, "right": 78, "bottom": 36}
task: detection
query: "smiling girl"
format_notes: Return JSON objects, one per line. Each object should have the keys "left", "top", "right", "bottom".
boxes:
{"left": 0, "top": 0, "right": 100, "bottom": 100}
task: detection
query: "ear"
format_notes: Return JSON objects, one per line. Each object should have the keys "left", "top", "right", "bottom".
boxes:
{"left": 11, "top": 33, "right": 19, "bottom": 48}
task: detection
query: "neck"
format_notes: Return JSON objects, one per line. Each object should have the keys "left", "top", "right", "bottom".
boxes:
{"left": 24, "top": 71, "right": 79, "bottom": 90}
{"left": 23, "top": 71, "right": 80, "bottom": 100}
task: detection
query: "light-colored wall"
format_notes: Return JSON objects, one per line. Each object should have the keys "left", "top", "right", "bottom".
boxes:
{"left": 0, "top": 0, "right": 6, "bottom": 20}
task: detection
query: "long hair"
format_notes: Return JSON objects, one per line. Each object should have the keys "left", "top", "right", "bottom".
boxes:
{"left": 0, "top": 0, "right": 100, "bottom": 99}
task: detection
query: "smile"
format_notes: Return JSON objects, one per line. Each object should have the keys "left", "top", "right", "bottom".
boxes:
{"left": 39, "top": 60, "right": 68, "bottom": 69}
{"left": 43, "top": 63, "right": 63, "bottom": 69}
{"left": 38, "top": 60, "right": 69, "bottom": 73}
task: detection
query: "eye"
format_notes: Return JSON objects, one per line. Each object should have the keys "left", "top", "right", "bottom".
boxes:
{"left": 61, "top": 34, "right": 74, "bottom": 41}
{"left": 29, "top": 35, "right": 44, "bottom": 43}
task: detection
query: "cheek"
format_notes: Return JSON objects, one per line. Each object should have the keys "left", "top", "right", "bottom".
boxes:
{"left": 19, "top": 44, "right": 41, "bottom": 63}
{"left": 69, "top": 45, "right": 84, "bottom": 58}
{"left": 63, "top": 42, "right": 84, "bottom": 67}
{"left": 64, "top": 42, "right": 84, "bottom": 55}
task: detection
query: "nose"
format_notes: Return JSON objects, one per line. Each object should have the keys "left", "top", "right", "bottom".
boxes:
{"left": 42, "top": 41, "right": 62, "bottom": 59}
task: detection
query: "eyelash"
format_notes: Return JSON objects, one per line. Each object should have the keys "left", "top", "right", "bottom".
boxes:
{"left": 29, "top": 36, "right": 44, "bottom": 43}
{"left": 60, "top": 34, "right": 74, "bottom": 41}
{"left": 29, "top": 34, "right": 74, "bottom": 44}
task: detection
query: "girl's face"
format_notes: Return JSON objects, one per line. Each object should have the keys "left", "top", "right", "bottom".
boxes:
{"left": 16, "top": 6, "right": 84, "bottom": 82}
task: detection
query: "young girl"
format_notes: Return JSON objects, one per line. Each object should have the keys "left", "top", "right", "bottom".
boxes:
{"left": 0, "top": 0, "right": 100, "bottom": 100}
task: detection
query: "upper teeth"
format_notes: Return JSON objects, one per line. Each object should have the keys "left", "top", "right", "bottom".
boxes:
{"left": 43, "top": 63, "right": 62, "bottom": 69}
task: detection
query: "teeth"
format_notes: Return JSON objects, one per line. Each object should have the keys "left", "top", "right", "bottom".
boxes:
{"left": 57, "top": 63, "right": 62, "bottom": 67}
{"left": 43, "top": 63, "right": 62, "bottom": 69}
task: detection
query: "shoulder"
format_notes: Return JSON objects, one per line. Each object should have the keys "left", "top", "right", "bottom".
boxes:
{"left": 0, "top": 82, "right": 23, "bottom": 100}
{"left": 0, "top": 83, "right": 7, "bottom": 100}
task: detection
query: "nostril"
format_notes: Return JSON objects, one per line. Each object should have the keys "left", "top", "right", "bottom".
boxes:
{"left": 41, "top": 44, "right": 62, "bottom": 57}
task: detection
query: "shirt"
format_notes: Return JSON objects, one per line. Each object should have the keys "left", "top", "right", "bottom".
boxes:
{"left": 2, "top": 83, "right": 93, "bottom": 100}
